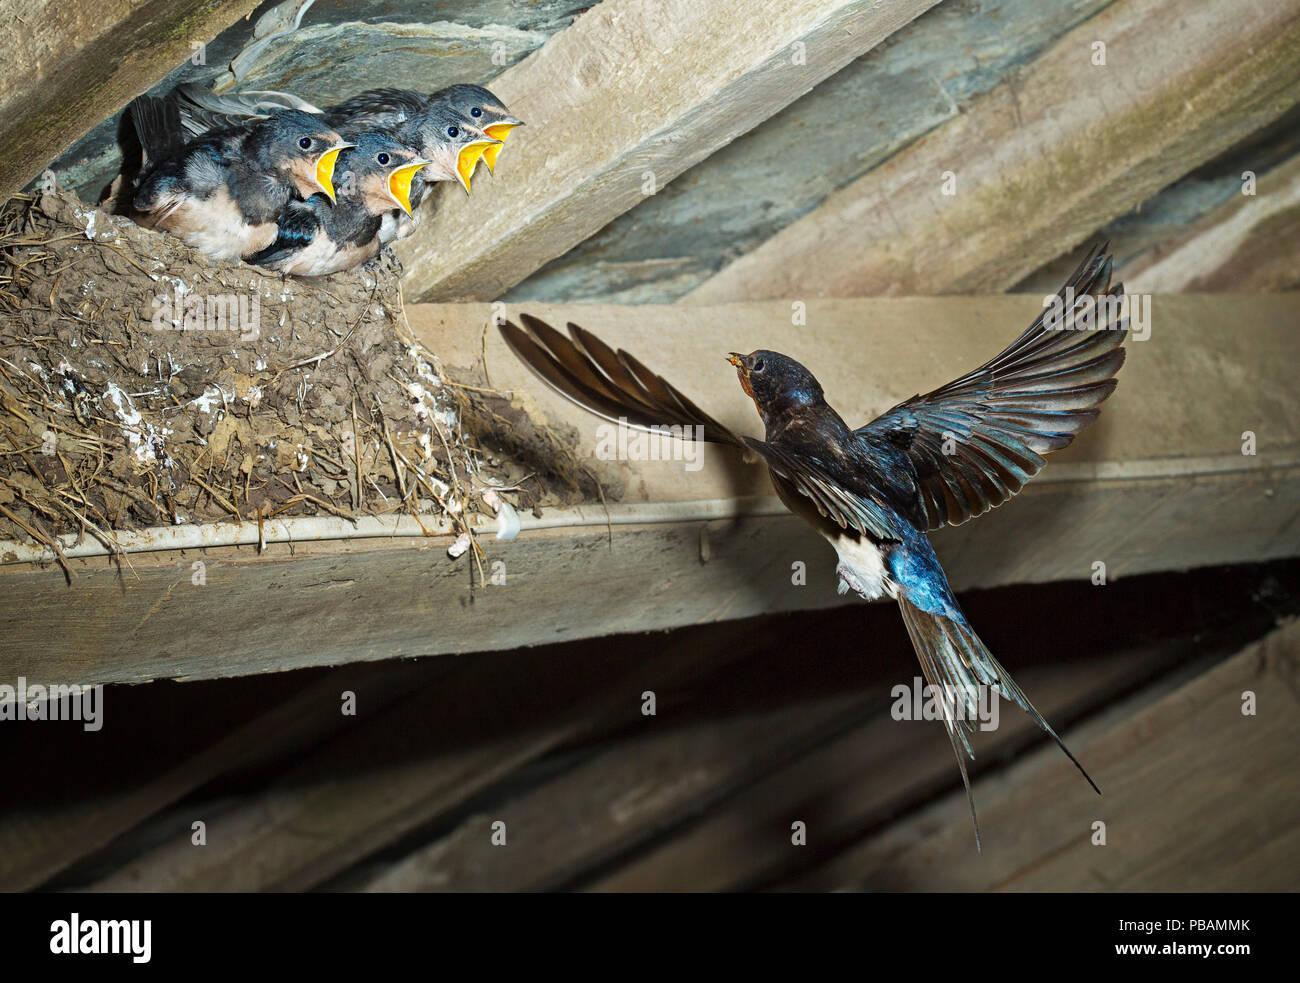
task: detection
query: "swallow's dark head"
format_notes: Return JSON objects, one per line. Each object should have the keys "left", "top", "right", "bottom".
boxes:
{"left": 435, "top": 83, "right": 523, "bottom": 173}
{"left": 253, "top": 109, "right": 352, "bottom": 203}
{"left": 335, "top": 132, "right": 430, "bottom": 217}
{"left": 727, "top": 350, "right": 825, "bottom": 425}
{"left": 406, "top": 106, "right": 500, "bottom": 194}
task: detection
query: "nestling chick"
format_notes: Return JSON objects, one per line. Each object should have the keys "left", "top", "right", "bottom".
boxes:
{"left": 130, "top": 94, "right": 351, "bottom": 261}
{"left": 248, "top": 132, "right": 430, "bottom": 277}
{"left": 323, "top": 84, "right": 524, "bottom": 176}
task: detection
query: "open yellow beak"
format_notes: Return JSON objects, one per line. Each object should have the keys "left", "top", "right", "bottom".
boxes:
{"left": 314, "top": 144, "right": 352, "bottom": 203}
{"left": 480, "top": 123, "right": 519, "bottom": 173}
{"left": 456, "top": 141, "right": 496, "bottom": 194}
{"left": 387, "top": 159, "right": 430, "bottom": 216}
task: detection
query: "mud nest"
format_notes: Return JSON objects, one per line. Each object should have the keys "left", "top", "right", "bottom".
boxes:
{"left": 0, "top": 189, "right": 600, "bottom": 577}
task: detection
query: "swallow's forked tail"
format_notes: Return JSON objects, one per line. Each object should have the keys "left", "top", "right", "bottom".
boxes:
{"left": 893, "top": 583, "right": 1100, "bottom": 853}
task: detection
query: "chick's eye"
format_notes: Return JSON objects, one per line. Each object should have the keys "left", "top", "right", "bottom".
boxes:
{"left": 447, "top": 126, "right": 459, "bottom": 138}
{"left": 298, "top": 137, "right": 312, "bottom": 150}
{"left": 752, "top": 358, "right": 766, "bottom": 373}
{"left": 377, "top": 152, "right": 390, "bottom": 165}
{"left": 470, "top": 107, "right": 482, "bottom": 117}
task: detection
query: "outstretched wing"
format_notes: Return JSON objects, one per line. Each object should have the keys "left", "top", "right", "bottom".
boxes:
{"left": 500, "top": 315, "right": 907, "bottom": 540}
{"left": 857, "top": 244, "right": 1128, "bottom": 530}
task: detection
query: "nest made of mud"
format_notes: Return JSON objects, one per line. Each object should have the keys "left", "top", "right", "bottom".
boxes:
{"left": 0, "top": 190, "right": 597, "bottom": 575}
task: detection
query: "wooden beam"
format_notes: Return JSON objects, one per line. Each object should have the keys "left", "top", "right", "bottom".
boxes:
{"left": 349, "top": 561, "right": 1279, "bottom": 891}
{"left": 507, "top": 0, "right": 1116, "bottom": 305}
{"left": 0, "top": 660, "right": 439, "bottom": 892}
{"left": 394, "top": 0, "right": 940, "bottom": 301}
{"left": 0, "top": 0, "right": 261, "bottom": 204}
{"left": 357, "top": 689, "right": 868, "bottom": 892}
{"left": 791, "top": 619, "right": 1300, "bottom": 891}
{"left": 684, "top": 0, "right": 1300, "bottom": 303}
{"left": 1125, "top": 155, "right": 1300, "bottom": 293}
{"left": 83, "top": 618, "right": 774, "bottom": 892}
{"left": 1, "top": 295, "right": 1297, "bottom": 687}
{"left": 584, "top": 643, "right": 1189, "bottom": 892}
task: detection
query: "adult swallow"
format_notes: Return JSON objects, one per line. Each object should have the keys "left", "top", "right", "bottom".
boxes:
{"left": 130, "top": 94, "right": 351, "bottom": 261}
{"left": 321, "top": 84, "right": 523, "bottom": 176}
{"left": 500, "top": 246, "right": 1128, "bottom": 849}
{"left": 248, "top": 132, "right": 430, "bottom": 277}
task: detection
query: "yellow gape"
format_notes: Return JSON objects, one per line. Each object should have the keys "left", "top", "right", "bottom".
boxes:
{"left": 314, "top": 145, "right": 349, "bottom": 203}
{"left": 386, "top": 161, "right": 430, "bottom": 215}
{"left": 480, "top": 123, "right": 518, "bottom": 173}
{"left": 456, "top": 142, "right": 493, "bottom": 194}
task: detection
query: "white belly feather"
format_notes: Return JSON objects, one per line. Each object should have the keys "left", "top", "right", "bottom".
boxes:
{"left": 826, "top": 532, "right": 896, "bottom": 601}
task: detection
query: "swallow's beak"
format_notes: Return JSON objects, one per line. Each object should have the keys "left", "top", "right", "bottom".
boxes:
{"left": 728, "top": 353, "right": 755, "bottom": 398}
{"left": 387, "top": 159, "right": 431, "bottom": 216}
{"left": 314, "top": 143, "right": 353, "bottom": 203}
{"left": 456, "top": 140, "right": 499, "bottom": 194}
{"left": 481, "top": 120, "right": 522, "bottom": 173}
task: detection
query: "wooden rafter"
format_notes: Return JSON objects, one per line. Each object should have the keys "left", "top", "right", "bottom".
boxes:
{"left": 1, "top": 294, "right": 1297, "bottom": 688}
{"left": 683, "top": 0, "right": 1300, "bottom": 302}
{"left": 0, "top": 0, "right": 262, "bottom": 204}
{"left": 395, "top": 0, "right": 941, "bottom": 301}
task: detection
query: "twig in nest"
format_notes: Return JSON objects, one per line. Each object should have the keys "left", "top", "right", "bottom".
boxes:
{"left": 268, "top": 284, "right": 375, "bottom": 377}
{"left": 350, "top": 391, "right": 363, "bottom": 512}
{"left": 0, "top": 500, "right": 73, "bottom": 582}
{"left": 190, "top": 474, "right": 241, "bottom": 519}
{"left": 373, "top": 401, "right": 408, "bottom": 504}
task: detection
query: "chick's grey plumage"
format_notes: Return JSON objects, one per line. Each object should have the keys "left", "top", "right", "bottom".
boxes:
{"left": 130, "top": 95, "right": 347, "bottom": 261}
{"left": 320, "top": 83, "right": 517, "bottom": 132}
{"left": 170, "top": 83, "right": 501, "bottom": 222}
{"left": 249, "top": 132, "right": 428, "bottom": 277}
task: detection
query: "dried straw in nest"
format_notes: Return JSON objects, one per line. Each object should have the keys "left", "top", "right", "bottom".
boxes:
{"left": 0, "top": 189, "right": 530, "bottom": 580}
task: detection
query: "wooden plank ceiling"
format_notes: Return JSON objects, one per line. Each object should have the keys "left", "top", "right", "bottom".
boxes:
{"left": 7, "top": 560, "right": 1296, "bottom": 892}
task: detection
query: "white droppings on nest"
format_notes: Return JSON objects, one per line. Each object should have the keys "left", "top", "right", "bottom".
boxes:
{"left": 73, "top": 205, "right": 115, "bottom": 243}
{"left": 405, "top": 344, "right": 460, "bottom": 432}
{"left": 447, "top": 532, "right": 471, "bottom": 559}
{"left": 102, "top": 382, "right": 174, "bottom": 465}
{"left": 190, "top": 385, "right": 231, "bottom": 418}
{"left": 435, "top": 479, "right": 459, "bottom": 514}
{"left": 295, "top": 444, "right": 310, "bottom": 471}
{"left": 244, "top": 384, "right": 264, "bottom": 409}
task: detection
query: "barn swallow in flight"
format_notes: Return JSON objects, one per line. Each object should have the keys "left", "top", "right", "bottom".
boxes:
{"left": 500, "top": 246, "right": 1128, "bottom": 849}
{"left": 321, "top": 84, "right": 524, "bottom": 176}
{"left": 249, "top": 132, "right": 430, "bottom": 277}
{"left": 130, "top": 94, "right": 351, "bottom": 261}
